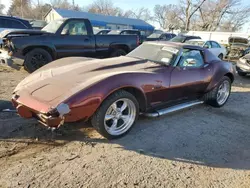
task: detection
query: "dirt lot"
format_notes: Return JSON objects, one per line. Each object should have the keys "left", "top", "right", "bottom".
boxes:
{"left": 0, "top": 65, "right": 250, "bottom": 188}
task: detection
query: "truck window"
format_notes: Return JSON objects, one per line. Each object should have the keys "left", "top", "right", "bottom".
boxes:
{"left": 10, "top": 20, "right": 27, "bottom": 29}
{"left": 61, "top": 20, "right": 87, "bottom": 35}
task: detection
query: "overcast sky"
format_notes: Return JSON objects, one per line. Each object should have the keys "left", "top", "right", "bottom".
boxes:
{"left": 2, "top": 0, "right": 250, "bottom": 31}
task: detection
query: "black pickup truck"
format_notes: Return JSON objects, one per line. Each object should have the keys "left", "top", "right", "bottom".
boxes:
{"left": 0, "top": 18, "right": 139, "bottom": 72}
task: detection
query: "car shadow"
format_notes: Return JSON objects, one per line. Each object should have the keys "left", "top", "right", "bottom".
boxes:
{"left": 0, "top": 99, "right": 15, "bottom": 111}
{"left": 1, "top": 91, "right": 250, "bottom": 170}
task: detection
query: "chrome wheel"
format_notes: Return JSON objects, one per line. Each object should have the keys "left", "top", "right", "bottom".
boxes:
{"left": 217, "top": 80, "right": 230, "bottom": 105}
{"left": 104, "top": 98, "right": 136, "bottom": 136}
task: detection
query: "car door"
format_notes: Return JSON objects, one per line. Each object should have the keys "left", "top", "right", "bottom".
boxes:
{"left": 55, "top": 19, "right": 95, "bottom": 58}
{"left": 169, "top": 49, "right": 212, "bottom": 102}
{"left": 210, "top": 41, "right": 221, "bottom": 57}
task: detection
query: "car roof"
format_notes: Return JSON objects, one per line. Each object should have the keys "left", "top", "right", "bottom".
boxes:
{"left": 0, "top": 15, "right": 27, "bottom": 22}
{"left": 188, "top": 39, "right": 205, "bottom": 42}
{"left": 144, "top": 41, "right": 204, "bottom": 50}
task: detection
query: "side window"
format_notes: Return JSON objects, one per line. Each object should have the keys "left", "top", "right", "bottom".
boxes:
{"left": 0, "top": 18, "right": 7, "bottom": 28}
{"left": 160, "top": 34, "right": 167, "bottom": 40}
{"left": 211, "top": 41, "right": 221, "bottom": 48}
{"left": 204, "top": 41, "right": 212, "bottom": 48}
{"left": 10, "top": 20, "right": 27, "bottom": 29}
{"left": 179, "top": 49, "right": 204, "bottom": 68}
{"left": 61, "top": 20, "right": 87, "bottom": 35}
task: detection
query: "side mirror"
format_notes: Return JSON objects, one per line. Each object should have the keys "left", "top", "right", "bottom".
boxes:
{"left": 186, "top": 59, "right": 197, "bottom": 66}
{"left": 204, "top": 45, "right": 209, "bottom": 49}
{"left": 61, "top": 29, "right": 69, "bottom": 35}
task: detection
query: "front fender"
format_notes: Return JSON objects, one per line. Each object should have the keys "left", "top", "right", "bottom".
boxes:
{"left": 21, "top": 42, "right": 56, "bottom": 59}
{"left": 63, "top": 73, "right": 147, "bottom": 122}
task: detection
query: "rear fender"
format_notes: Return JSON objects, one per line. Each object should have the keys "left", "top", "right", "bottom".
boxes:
{"left": 206, "top": 62, "right": 234, "bottom": 92}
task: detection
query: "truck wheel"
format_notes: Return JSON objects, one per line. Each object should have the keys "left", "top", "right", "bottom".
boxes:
{"left": 110, "top": 49, "right": 127, "bottom": 57}
{"left": 91, "top": 90, "right": 139, "bottom": 139}
{"left": 24, "top": 48, "right": 53, "bottom": 73}
{"left": 203, "top": 76, "right": 231, "bottom": 107}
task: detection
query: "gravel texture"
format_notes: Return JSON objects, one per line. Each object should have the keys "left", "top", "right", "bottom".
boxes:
{"left": 0, "top": 65, "right": 250, "bottom": 188}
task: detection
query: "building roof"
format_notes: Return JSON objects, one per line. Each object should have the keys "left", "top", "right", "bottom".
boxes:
{"left": 48, "top": 8, "right": 154, "bottom": 31}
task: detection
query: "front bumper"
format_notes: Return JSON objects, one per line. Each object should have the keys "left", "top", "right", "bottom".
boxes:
{"left": 236, "top": 60, "right": 250, "bottom": 73}
{"left": 12, "top": 97, "right": 63, "bottom": 128}
{"left": 0, "top": 49, "right": 24, "bottom": 67}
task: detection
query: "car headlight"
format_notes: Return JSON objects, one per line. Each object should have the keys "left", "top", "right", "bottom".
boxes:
{"left": 239, "top": 58, "right": 246, "bottom": 64}
{"left": 56, "top": 103, "right": 70, "bottom": 116}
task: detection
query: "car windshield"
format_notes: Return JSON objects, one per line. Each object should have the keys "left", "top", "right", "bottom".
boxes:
{"left": 186, "top": 41, "right": 205, "bottom": 46}
{"left": 147, "top": 33, "right": 161, "bottom": 38}
{"left": 170, "top": 36, "right": 186, "bottom": 42}
{"left": 42, "top": 20, "right": 64, "bottom": 33}
{"left": 108, "top": 30, "right": 121, "bottom": 34}
{"left": 126, "top": 43, "right": 179, "bottom": 65}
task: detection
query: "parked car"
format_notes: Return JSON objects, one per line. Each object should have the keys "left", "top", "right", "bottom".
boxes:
{"left": 170, "top": 35, "right": 201, "bottom": 43}
{"left": 186, "top": 39, "right": 227, "bottom": 59}
{"left": 145, "top": 32, "right": 176, "bottom": 41}
{"left": 108, "top": 29, "right": 144, "bottom": 44}
{"left": 227, "top": 37, "right": 250, "bottom": 59}
{"left": 28, "top": 19, "right": 48, "bottom": 30}
{"left": 0, "top": 18, "right": 139, "bottom": 72}
{"left": 0, "top": 15, "right": 32, "bottom": 32}
{"left": 236, "top": 54, "right": 250, "bottom": 76}
{"left": 12, "top": 41, "right": 234, "bottom": 139}
{"left": 93, "top": 28, "right": 111, "bottom": 35}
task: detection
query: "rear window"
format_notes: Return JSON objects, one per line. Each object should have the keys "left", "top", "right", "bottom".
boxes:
{"left": 0, "top": 18, "right": 28, "bottom": 29}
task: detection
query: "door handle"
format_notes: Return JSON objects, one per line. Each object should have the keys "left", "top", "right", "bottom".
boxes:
{"left": 84, "top": 38, "right": 90, "bottom": 42}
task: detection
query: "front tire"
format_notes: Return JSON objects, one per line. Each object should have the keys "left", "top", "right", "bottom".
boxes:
{"left": 91, "top": 90, "right": 139, "bottom": 139}
{"left": 24, "top": 48, "right": 53, "bottom": 73}
{"left": 110, "top": 49, "right": 127, "bottom": 57}
{"left": 204, "top": 76, "right": 231, "bottom": 107}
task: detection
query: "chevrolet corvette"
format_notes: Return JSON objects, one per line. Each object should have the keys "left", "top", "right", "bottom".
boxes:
{"left": 12, "top": 41, "right": 235, "bottom": 139}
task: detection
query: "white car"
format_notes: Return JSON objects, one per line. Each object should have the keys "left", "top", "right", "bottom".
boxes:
{"left": 186, "top": 39, "right": 227, "bottom": 59}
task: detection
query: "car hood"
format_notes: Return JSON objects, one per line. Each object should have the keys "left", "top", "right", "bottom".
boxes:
{"left": 228, "top": 37, "right": 249, "bottom": 45}
{"left": 0, "top": 29, "right": 49, "bottom": 39}
{"left": 14, "top": 56, "right": 159, "bottom": 108}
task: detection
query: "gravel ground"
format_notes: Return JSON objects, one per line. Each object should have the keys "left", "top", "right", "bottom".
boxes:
{"left": 0, "top": 65, "right": 250, "bottom": 188}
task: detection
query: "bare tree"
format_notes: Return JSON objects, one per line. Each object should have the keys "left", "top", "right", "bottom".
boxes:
{"left": 126, "top": 8, "right": 152, "bottom": 22}
{"left": 154, "top": 4, "right": 183, "bottom": 30}
{"left": 50, "top": 0, "right": 72, "bottom": 9}
{"left": 0, "top": 0, "right": 5, "bottom": 15}
{"left": 179, "top": 0, "right": 207, "bottom": 31}
{"left": 8, "top": 0, "right": 32, "bottom": 18}
{"left": 87, "top": 0, "right": 122, "bottom": 16}
{"left": 31, "top": 0, "right": 51, "bottom": 19}
{"left": 196, "top": 0, "right": 250, "bottom": 31}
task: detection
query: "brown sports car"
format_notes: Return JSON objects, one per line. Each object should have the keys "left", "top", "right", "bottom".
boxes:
{"left": 12, "top": 42, "right": 235, "bottom": 139}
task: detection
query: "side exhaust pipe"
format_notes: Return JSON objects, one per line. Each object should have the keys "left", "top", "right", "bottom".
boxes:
{"left": 143, "top": 100, "right": 204, "bottom": 118}
{"left": 1, "top": 109, "right": 17, "bottom": 113}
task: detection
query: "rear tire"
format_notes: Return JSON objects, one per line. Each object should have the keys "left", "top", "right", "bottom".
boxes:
{"left": 203, "top": 76, "right": 231, "bottom": 107}
{"left": 110, "top": 49, "right": 127, "bottom": 57}
{"left": 91, "top": 90, "right": 139, "bottom": 139}
{"left": 24, "top": 48, "right": 53, "bottom": 73}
